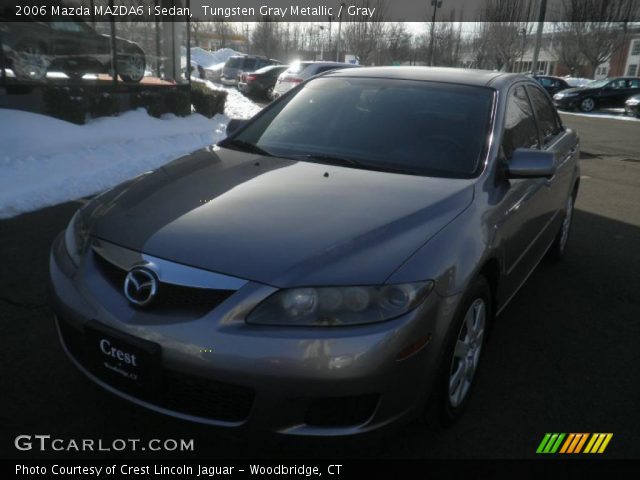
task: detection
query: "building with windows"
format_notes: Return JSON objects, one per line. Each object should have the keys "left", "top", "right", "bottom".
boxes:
{"left": 512, "top": 30, "right": 640, "bottom": 79}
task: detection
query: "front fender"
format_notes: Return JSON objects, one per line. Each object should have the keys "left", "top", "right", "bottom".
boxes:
{"left": 385, "top": 196, "right": 494, "bottom": 298}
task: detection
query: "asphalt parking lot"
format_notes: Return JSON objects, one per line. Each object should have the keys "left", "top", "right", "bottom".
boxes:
{"left": 1, "top": 113, "right": 639, "bottom": 459}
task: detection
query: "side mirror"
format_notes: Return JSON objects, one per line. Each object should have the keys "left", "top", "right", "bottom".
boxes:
{"left": 226, "top": 119, "right": 248, "bottom": 136}
{"left": 506, "top": 148, "right": 556, "bottom": 179}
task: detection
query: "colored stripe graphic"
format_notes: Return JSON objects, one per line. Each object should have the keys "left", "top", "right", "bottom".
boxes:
{"left": 584, "top": 433, "right": 613, "bottom": 454}
{"left": 538, "top": 433, "right": 613, "bottom": 454}
{"left": 536, "top": 433, "right": 565, "bottom": 453}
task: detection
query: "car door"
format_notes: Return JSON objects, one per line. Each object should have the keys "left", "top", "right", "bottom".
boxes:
{"left": 525, "top": 84, "right": 577, "bottom": 245}
{"left": 497, "top": 84, "right": 551, "bottom": 302}
{"left": 598, "top": 78, "right": 626, "bottom": 108}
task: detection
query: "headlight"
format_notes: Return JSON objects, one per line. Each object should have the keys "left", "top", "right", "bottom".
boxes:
{"left": 627, "top": 99, "right": 640, "bottom": 105}
{"left": 246, "top": 282, "right": 434, "bottom": 326}
{"left": 554, "top": 92, "right": 578, "bottom": 99}
{"left": 64, "top": 210, "right": 90, "bottom": 266}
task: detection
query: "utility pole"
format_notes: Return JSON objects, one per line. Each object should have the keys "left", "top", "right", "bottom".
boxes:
{"left": 531, "top": 0, "right": 547, "bottom": 75}
{"left": 428, "top": 0, "right": 443, "bottom": 66}
{"left": 318, "top": 26, "right": 325, "bottom": 60}
{"left": 336, "top": 2, "right": 345, "bottom": 62}
{"left": 328, "top": 16, "right": 332, "bottom": 61}
{"left": 519, "top": 28, "right": 526, "bottom": 72}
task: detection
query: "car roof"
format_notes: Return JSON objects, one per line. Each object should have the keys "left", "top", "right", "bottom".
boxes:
{"left": 294, "top": 61, "right": 358, "bottom": 67}
{"left": 535, "top": 75, "right": 566, "bottom": 80}
{"left": 325, "top": 66, "right": 526, "bottom": 89}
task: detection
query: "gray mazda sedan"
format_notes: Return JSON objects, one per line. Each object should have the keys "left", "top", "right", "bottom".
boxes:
{"left": 50, "top": 67, "right": 579, "bottom": 435}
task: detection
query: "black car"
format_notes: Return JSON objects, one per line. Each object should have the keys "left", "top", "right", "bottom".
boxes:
{"left": 238, "top": 65, "right": 288, "bottom": 99}
{"left": 221, "top": 55, "right": 281, "bottom": 86}
{"left": 533, "top": 75, "right": 570, "bottom": 95}
{"left": 0, "top": 19, "right": 146, "bottom": 82}
{"left": 625, "top": 94, "right": 640, "bottom": 117}
{"left": 553, "top": 77, "right": 640, "bottom": 112}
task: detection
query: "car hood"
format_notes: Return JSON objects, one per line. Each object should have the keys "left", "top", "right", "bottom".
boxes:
{"left": 87, "top": 147, "right": 475, "bottom": 287}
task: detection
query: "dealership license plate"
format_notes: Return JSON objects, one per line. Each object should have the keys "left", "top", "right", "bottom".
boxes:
{"left": 85, "top": 321, "right": 161, "bottom": 393}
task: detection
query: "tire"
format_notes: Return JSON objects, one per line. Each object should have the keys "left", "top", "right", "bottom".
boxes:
{"left": 266, "top": 86, "right": 274, "bottom": 100}
{"left": 12, "top": 43, "right": 48, "bottom": 81}
{"left": 118, "top": 50, "right": 145, "bottom": 83}
{"left": 547, "top": 192, "right": 576, "bottom": 262}
{"left": 429, "top": 275, "right": 492, "bottom": 427}
{"left": 579, "top": 97, "right": 596, "bottom": 113}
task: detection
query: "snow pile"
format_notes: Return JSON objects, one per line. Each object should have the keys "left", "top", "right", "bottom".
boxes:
{"left": 193, "top": 78, "right": 263, "bottom": 119}
{"left": 564, "top": 77, "right": 592, "bottom": 88}
{"left": 185, "top": 47, "right": 243, "bottom": 69}
{"left": 0, "top": 109, "right": 229, "bottom": 219}
{"left": 0, "top": 71, "right": 264, "bottom": 219}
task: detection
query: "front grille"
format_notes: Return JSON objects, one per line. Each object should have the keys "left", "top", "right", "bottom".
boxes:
{"left": 57, "top": 317, "right": 254, "bottom": 423}
{"left": 305, "top": 394, "right": 379, "bottom": 427}
{"left": 93, "top": 251, "right": 235, "bottom": 313}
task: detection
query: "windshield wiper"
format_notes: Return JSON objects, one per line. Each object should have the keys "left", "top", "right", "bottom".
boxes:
{"left": 220, "top": 139, "right": 274, "bottom": 157}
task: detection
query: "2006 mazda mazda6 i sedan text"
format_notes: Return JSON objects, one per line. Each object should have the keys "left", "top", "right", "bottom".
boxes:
{"left": 50, "top": 67, "right": 580, "bottom": 435}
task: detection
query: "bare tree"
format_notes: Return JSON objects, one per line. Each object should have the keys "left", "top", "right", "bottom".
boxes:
{"left": 251, "top": 17, "right": 280, "bottom": 58}
{"left": 474, "top": 0, "right": 536, "bottom": 71}
{"left": 380, "top": 22, "right": 413, "bottom": 65}
{"left": 343, "top": 0, "right": 387, "bottom": 65}
{"left": 562, "top": 0, "right": 637, "bottom": 77}
{"left": 551, "top": 26, "right": 584, "bottom": 76}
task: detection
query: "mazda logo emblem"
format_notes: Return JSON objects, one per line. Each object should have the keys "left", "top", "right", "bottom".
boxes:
{"left": 123, "top": 268, "right": 158, "bottom": 307}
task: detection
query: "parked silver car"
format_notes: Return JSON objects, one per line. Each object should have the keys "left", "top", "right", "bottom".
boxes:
{"left": 50, "top": 67, "right": 579, "bottom": 435}
{"left": 272, "top": 61, "right": 359, "bottom": 98}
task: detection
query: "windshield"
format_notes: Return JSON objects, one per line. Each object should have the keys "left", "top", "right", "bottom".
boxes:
{"left": 586, "top": 79, "right": 609, "bottom": 88}
{"left": 231, "top": 77, "right": 494, "bottom": 178}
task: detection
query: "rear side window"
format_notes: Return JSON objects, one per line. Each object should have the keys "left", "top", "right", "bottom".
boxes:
{"left": 502, "top": 86, "right": 539, "bottom": 159}
{"left": 286, "top": 62, "right": 312, "bottom": 75}
{"left": 243, "top": 58, "right": 257, "bottom": 70}
{"left": 314, "top": 66, "right": 340, "bottom": 75}
{"left": 527, "top": 86, "right": 562, "bottom": 144}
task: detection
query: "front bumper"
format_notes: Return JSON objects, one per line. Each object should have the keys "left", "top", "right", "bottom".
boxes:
{"left": 624, "top": 102, "right": 640, "bottom": 117}
{"left": 49, "top": 234, "right": 459, "bottom": 436}
{"left": 553, "top": 96, "right": 581, "bottom": 110}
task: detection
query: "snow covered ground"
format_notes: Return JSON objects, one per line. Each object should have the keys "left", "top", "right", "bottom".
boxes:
{"left": 0, "top": 82, "right": 262, "bottom": 219}
{"left": 560, "top": 108, "right": 640, "bottom": 122}
{"left": 194, "top": 78, "right": 263, "bottom": 119}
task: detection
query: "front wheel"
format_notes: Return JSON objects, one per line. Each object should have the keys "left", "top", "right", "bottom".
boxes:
{"left": 266, "top": 86, "right": 275, "bottom": 100}
{"left": 118, "top": 50, "right": 145, "bottom": 83}
{"left": 429, "top": 276, "right": 491, "bottom": 427}
{"left": 580, "top": 97, "right": 596, "bottom": 113}
{"left": 12, "top": 44, "right": 48, "bottom": 81}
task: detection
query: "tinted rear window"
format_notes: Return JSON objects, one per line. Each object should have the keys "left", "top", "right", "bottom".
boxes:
{"left": 234, "top": 77, "right": 495, "bottom": 178}
{"left": 243, "top": 58, "right": 257, "bottom": 70}
{"left": 226, "top": 57, "right": 243, "bottom": 68}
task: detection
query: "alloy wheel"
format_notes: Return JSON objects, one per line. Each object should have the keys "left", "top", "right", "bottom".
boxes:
{"left": 448, "top": 298, "right": 486, "bottom": 408}
{"left": 13, "top": 46, "right": 47, "bottom": 81}
{"left": 580, "top": 98, "right": 595, "bottom": 112}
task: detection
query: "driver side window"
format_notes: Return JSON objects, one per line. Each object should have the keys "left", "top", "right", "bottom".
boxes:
{"left": 502, "top": 86, "right": 539, "bottom": 160}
